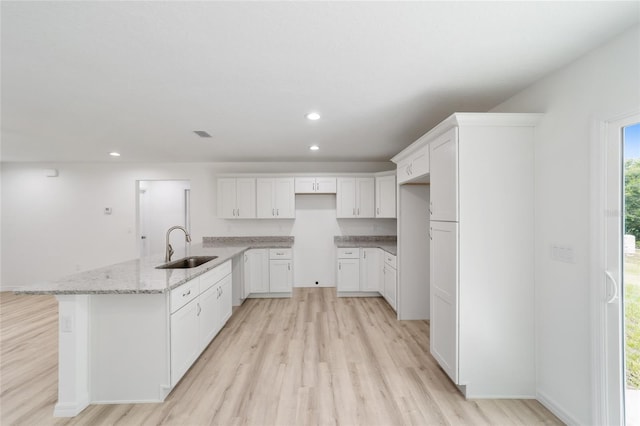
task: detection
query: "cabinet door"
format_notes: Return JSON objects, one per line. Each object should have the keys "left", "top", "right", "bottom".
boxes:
{"left": 383, "top": 265, "right": 397, "bottom": 311}
{"left": 337, "top": 258, "right": 360, "bottom": 292}
{"left": 360, "top": 248, "right": 380, "bottom": 292}
{"left": 269, "top": 260, "right": 293, "bottom": 292}
{"left": 376, "top": 175, "right": 396, "bottom": 218}
{"left": 315, "top": 177, "right": 337, "bottom": 193}
{"left": 430, "top": 221, "right": 459, "bottom": 383}
{"left": 430, "top": 128, "right": 458, "bottom": 222}
{"left": 356, "top": 178, "right": 375, "bottom": 218}
{"left": 396, "top": 160, "right": 412, "bottom": 184}
{"left": 217, "top": 178, "right": 237, "bottom": 218}
{"left": 217, "top": 274, "right": 233, "bottom": 328}
{"left": 170, "top": 299, "right": 200, "bottom": 386}
{"left": 336, "top": 178, "right": 356, "bottom": 218}
{"left": 235, "top": 178, "right": 256, "bottom": 218}
{"left": 411, "top": 148, "right": 429, "bottom": 177}
{"left": 199, "top": 284, "right": 219, "bottom": 350}
{"left": 245, "top": 249, "right": 269, "bottom": 294}
{"left": 256, "top": 178, "right": 275, "bottom": 218}
{"left": 294, "top": 177, "right": 316, "bottom": 193}
{"left": 274, "top": 178, "right": 295, "bottom": 218}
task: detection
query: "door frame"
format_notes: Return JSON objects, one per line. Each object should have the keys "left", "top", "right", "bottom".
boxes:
{"left": 590, "top": 110, "right": 640, "bottom": 425}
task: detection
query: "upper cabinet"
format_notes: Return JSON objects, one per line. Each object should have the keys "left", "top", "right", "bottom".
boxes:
{"left": 375, "top": 175, "right": 396, "bottom": 218}
{"left": 294, "top": 177, "right": 337, "bottom": 194}
{"left": 397, "top": 146, "right": 429, "bottom": 184}
{"left": 217, "top": 178, "right": 256, "bottom": 218}
{"left": 336, "top": 177, "right": 375, "bottom": 218}
{"left": 256, "top": 178, "right": 295, "bottom": 218}
{"left": 429, "top": 128, "right": 458, "bottom": 222}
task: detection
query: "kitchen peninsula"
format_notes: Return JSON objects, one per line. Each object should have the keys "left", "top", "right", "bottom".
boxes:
{"left": 17, "top": 237, "right": 293, "bottom": 417}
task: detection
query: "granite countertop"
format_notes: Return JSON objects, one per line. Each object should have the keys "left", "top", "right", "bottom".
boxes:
{"left": 334, "top": 236, "right": 397, "bottom": 256}
{"left": 17, "top": 237, "right": 294, "bottom": 295}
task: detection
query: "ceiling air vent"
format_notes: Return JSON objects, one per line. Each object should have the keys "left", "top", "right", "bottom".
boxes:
{"left": 193, "top": 130, "right": 212, "bottom": 138}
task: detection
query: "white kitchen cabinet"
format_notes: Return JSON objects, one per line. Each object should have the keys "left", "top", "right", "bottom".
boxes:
{"left": 383, "top": 253, "right": 397, "bottom": 312}
{"left": 198, "top": 283, "right": 219, "bottom": 350}
{"left": 217, "top": 178, "right": 256, "bottom": 219}
{"left": 170, "top": 298, "right": 200, "bottom": 387}
{"left": 269, "top": 249, "right": 293, "bottom": 293}
{"left": 170, "top": 260, "right": 233, "bottom": 386}
{"left": 217, "top": 274, "right": 233, "bottom": 332}
{"left": 336, "top": 177, "right": 375, "bottom": 218}
{"left": 429, "top": 221, "right": 458, "bottom": 383}
{"left": 420, "top": 113, "right": 539, "bottom": 397}
{"left": 375, "top": 175, "right": 396, "bottom": 218}
{"left": 429, "top": 128, "right": 458, "bottom": 222}
{"left": 294, "top": 177, "right": 337, "bottom": 194}
{"left": 360, "top": 248, "right": 381, "bottom": 292}
{"left": 397, "top": 146, "right": 429, "bottom": 184}
{"left": 269, "top": 260, "right": 293, "bottom": 292}
{"left": 337, "top": 248, "right": 360, "bottom": 292}
{"left": 244, "top": 249, "right": 269, "bottom": 294}
{"left": 256, "top": 178, "right": 295, "bottom": 218}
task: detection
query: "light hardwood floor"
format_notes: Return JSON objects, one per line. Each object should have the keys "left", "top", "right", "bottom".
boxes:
{"left": 0, "top": 289, "right": 562, "bottom": 425}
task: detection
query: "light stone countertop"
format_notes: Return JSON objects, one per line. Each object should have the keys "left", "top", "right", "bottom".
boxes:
{"left": 17, "top": 237, "right": 294, "bottom": 295}
{"left": 334, "top": 236, "right": 397, "bottom": 256}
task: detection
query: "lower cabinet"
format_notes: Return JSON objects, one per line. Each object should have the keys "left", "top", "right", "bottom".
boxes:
{"left": 244, "top": 249, "right": 269, "bottom": 294}
{"left": 383, "top": 253, "right": 397, "bottom": 311}
{"left": 269, "top": 249, "right": 293, "bottom": 293}
{"left": 337, "top": 257, "right": 360, "bottom": 292}
{"left": 336, "top": 247, "right": 395, "bottom": 311}
{"left": 243, "top": 248, "right": 293, "bottom": 297}
{"left": 170, "top": 260, "right": 233, "bottom": 387}
{"left": 170, "top": 298, "right": 200, "bottom": 387}
{"left": 360, "top": 248, "right": 382, "bottom": 292}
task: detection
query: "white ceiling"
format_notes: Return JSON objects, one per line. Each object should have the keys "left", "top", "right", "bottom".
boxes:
{"left": 1, "top": 1, "right": 638, "bottom": 163}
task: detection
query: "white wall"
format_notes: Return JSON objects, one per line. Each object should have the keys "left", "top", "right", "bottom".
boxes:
{"left": 0, "top": 161, "right": 394, "bottom": 290}
{"left": 491, "top": 26, "right": 640, "bottom": 424}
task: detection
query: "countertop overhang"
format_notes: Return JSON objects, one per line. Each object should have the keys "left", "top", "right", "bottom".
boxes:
{"left": 16, "top": 238, "right": 294, "bottom": 295}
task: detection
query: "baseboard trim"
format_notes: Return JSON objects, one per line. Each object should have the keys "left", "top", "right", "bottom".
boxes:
{"left": 53, "top": 398, "right": 89, "bottom": 417}
{"left": 537, "top": 390, "right": 581, "bottom": 425}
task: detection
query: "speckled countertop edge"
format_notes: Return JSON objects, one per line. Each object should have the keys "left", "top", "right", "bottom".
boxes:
{"left": 16, "top": 237, "right": 294, "bottom": 295}
{"left": 334, "top": 236, "right": 397, "bottom": 255}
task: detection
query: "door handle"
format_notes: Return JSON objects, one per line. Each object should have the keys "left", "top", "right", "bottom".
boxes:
{"left": 605, "top": 271, "right": 618, "bottom": 303}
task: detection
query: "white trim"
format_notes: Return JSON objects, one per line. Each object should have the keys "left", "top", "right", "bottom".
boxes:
{"left": 537, "top": 390, "right": 581, "bottom": 426}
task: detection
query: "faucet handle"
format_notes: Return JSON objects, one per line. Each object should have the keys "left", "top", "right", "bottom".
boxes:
{"left": 168, "top": 244, "right": 174, "bottom": 261}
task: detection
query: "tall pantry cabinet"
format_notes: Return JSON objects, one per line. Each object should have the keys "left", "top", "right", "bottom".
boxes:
{"left": 427, "top": 113, "right": 541, "bottom": 398}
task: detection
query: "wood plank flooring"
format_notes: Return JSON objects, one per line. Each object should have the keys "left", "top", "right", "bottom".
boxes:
{"left": 0, "top": 289, "right": 562, "bottom": 425}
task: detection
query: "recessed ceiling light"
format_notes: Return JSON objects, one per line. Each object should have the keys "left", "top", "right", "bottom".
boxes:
{"left": 309, "top": 145, "right": 320, "bottom": 151}
{"left": 305, "top": 112, "right": 321, "bottom": 121}
{"left": 109, "top": 152, "right": 121, "bottom": 157}
{"left": 193, "top": 130, "right": 212, "bottom": 138}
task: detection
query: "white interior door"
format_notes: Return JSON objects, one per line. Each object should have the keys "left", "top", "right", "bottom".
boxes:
{"left": 138, "top": 180, "right": 191, "bottom": 258}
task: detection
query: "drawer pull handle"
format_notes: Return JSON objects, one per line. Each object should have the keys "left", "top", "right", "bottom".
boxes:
{"left": 183, "top": 289, "right": 191, "bottom": 297}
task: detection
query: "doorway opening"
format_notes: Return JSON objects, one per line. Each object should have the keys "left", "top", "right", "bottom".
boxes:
{"left": 623, "top": 122, "right": 640, "bottom": 425}
{"left": 137, "top": 180, "right": 191, "bottom": 258}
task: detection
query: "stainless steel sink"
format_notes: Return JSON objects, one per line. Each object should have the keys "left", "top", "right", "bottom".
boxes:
{"left": 156, "top": 256, "right": 218, "bottom": 269}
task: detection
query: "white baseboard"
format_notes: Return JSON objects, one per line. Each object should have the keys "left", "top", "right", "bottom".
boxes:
{"left": 537, "top": 390, "right": 581, "bottom": 425}
{"left": 53, "top": 398, "right": 89, "bottom": 417}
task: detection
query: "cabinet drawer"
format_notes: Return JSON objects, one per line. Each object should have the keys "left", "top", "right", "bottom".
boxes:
{"left": 199, "top": 260, "right": 232, "bottom": 293}
{"left": 269, "top": 248, "right": 292, "bottom": 260}
{"left": 170, "top": 280, "right": 199, "bottom": 313}
{"left": 383, "top": 253, "right": 397, "bottom": 269}
{"left": 337, "top": 248, "right": 359, "bottom": 259}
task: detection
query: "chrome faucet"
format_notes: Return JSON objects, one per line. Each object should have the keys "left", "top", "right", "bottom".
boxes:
{"left": 165, "top": 226, "right": 192, "bottom": 262}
